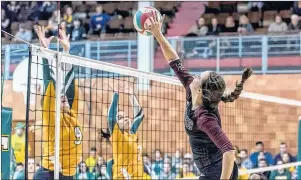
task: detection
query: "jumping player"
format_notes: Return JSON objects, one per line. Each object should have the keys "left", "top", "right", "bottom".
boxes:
{"left": 100, "top": 84, "right": 150, "bottom": 179}
{"left": 33, "top": 26, "right": 82, "bottom": 179}
{"left": 146, "top": 14, "right": 252, "bottom": 179}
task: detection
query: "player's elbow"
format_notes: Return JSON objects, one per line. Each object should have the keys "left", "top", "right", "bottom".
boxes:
{"left": 222, "top": 150, "right": 235, "bottom": 161}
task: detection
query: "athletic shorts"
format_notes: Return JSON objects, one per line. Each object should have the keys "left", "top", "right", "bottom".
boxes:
{"left": 198, "top": 160, "right": 238, "bottom": 180}
{"left": 33, "top": 167, "right": 73, "bottom": 180}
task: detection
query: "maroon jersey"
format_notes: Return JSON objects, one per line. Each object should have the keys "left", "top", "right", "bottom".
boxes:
{"left": 169, "top": 59, "right": 234, "bottom": 169}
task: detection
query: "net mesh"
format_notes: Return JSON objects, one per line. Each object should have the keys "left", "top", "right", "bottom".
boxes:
{"left": 22, "top": 46, "right": 301, "bottom": 179}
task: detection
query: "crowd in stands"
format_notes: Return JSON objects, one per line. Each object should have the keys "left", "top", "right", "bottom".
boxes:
{"left": 187, "top": 1, "right": 301, "bottom": 37}
{"left": 1, "top": 1, "right": 179, "bottom": 42}
{"left": 8, "top": 123, "right": 300, "bottom": 179}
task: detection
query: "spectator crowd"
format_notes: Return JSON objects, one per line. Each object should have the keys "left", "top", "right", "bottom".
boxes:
{"left": 10, "top": 124, "right": 299, "bottom": 180}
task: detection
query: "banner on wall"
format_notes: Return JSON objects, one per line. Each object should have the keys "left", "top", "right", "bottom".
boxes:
{"left": 1, "top": 107, "right": 13, "bottom": 179}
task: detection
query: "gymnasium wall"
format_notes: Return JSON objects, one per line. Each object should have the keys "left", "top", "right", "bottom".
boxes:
{"left": 3, "top": 73, "right": 301, "bottom": 161}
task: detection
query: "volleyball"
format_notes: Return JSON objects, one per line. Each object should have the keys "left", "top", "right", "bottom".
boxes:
{"left": 133, "top": 7, "right": 162, "bottom": 36}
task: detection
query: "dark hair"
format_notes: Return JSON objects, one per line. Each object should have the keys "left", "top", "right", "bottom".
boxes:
{"left": 78, "top": 161, "right": 88, "bottom": 173}
{"left": 98, "top": 128, "right": 111, "bottom": 145}
{"left": 256, "top": 141, "right": 264, "bottom": 146}
{"left": 154, "top": 149, "right": 161, "bottom": 154}
{"left": 240, "top": 149, "right": 248, "bottom": 154}
{"left": 90, "top": 147, "right": 97, "bottom": 152}
{"left": 142, "top": 153, "right": 149, "bottom": 157}
{"left": 16, "top": 162, "right": 23, "bottom": 167}
{"left": 280, "top": 142, "right": 287, "bottom": 146}
{"left": 202, "top": 68, "right": 252, "bottom": 109}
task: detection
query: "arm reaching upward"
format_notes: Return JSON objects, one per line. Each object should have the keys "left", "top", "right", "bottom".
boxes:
{"left": 129, "top": 94, "right": 144, "bottom": 134}
{"left": 108, "top": 93, "right": 119, "bottom": 134}
{"left": 145, "top": 14, "right": 179, "bottom": 62}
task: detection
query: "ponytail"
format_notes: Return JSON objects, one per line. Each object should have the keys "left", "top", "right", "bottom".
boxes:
{"left": 221, "top": 68, "right": 252, "bottom": 103}
{"left": 97, "top": 128, "right": 111, "bottom": 145}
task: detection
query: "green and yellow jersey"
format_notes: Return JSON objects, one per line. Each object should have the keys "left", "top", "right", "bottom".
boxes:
{"left": 108, "top": 93, "right": 147, "bottom": 179}
{"left": 41, "top": 57, "right": 82, "bottom": 176}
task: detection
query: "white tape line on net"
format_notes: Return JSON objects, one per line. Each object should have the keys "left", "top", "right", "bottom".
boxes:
{"left": 35, "top": 46, "right": 301, "bottom": 107}
{"left": 239, "top": 161, "right": 301, "bottom": 175}
{"left": 179, "top": 161, "right": 301, "bottom": 179}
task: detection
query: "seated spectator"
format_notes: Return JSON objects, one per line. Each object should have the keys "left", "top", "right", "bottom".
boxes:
{"left": 46, "top": 10, "right": 60, "bottom": 35}
{"left": 13, "top": 163, "right": 25, "bottom": 180}
{"left": 282, "top": 153, "right": 296, "bottom": 173}
{"left": 39, "top": 1, "right": 56, "bottom": 20}
{"left": 7, "top": 1, "right": 20, "bottom": 22}
{"left": 14, "top": 23, "right": 32, "bottom": 42}
{"left": 249, "top": 173, "right": 268, "bottom": 180}
{"left": 158, "top": 162, "right": 176, "bottom": 179}
{"left": 1, "top": 8, "right": 10, "bottom": 38}
{"left": 85, "top": 147, "right": 97, "bottom": 172}
{"left": 177, "top": 162, "right": 196, "bottom": 179}
{"left": 250, "top": 142, "right": 273, "bottom": 166}
{"left": 268, "top": 15, "right": 288, "bottom": 32}
{"left": 248, "top": 2, "right": 264, "bottom": 12}
{"left": 288, "top": 14, "right": 301, "bottom": 31}
{"left": 237, "top": 15, "right": 254, "bottom": 33}
{"left": 143, "top": 153, "right": 157, "bottom": 179}
{"left": 269, "top": 160, "right": 291, "bottom": 180}
{"left": 17, "top": 2, "right": 39, "bottom": 22}
{"left": 187, "top": 17, "right": 208, "bottom": 36}
{"left": 222, "top": 16, "right": 237, "bottom": 33}
{"left": 92, "top": 156, "right": 105, "bottom": 175}
{"left": 240, "top": 149, "right": 253, "bottom": 169}
{"left": 89, "top": 5, "right": 111, "bottom": 35}
{"left": 60, "top": 20, "right": 71, "bottom": 35}
{"left": 76, "top": 161, "right": 95, "bottom": 179}
{"left": 207, "top": 17, "right": 222, "bottom": 35}
{"left": 274, "top": 142, "right": 295, "bottom": 165}
{"left": 172, "top": 149, "right": 183, "bottom": 167}
{"left": 63, "top": 6, "right": 73, "bottom": 33}
{"left": 258, "top": 159, "right": 271, "bottom": 179}
{"left": 293, "top": 1, "right": 301, "bottom": 16}
{"left": 71, "top": 19, "right": 86, "bottom": 41}
{"left": 97, "top": 164, "right": 109, "bottom": 179}
{"left": 151, "top": 149, "right": 164, "bottom": 176}
{"left": 183, "top": 153, "right": 200, "bottom": 176}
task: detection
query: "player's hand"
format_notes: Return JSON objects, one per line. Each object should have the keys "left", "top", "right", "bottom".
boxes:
{"left": 145, "top": 11, "right": 165, "bottom": 37}
{"left": 34, "top": 25, "right": 54, "bottom": 48}
{"left": 58, "top": 28, "right": 70, "bottom": 52}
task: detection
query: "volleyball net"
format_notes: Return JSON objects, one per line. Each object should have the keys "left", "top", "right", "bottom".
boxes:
{"left": 20, "top": 45, "right": 301, "bottom": 179}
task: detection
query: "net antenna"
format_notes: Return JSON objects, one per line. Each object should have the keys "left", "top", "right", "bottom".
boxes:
{"left": 54, "top": 1, "right": 61, "bottom": 179}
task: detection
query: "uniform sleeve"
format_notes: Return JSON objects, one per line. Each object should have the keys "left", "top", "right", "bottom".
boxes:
{"left": 169, "top": 59, "right": 194, "bottom": 89}
{"left": 196, "top": 113, "right": 234, "bottom": 153}
{"left": 108, "top": 93, "right": 119, "bottom": 134}
{"left": 130, "top": 94, "right": 144, "bottom": 134}
{"left": 106, "top": 159, "right": 114, "bottom": 179}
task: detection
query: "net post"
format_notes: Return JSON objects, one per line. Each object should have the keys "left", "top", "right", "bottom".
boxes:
{"left": 54, "top": 52, "right": 62, "bottom": 179}
{"left": 24, "top": 45, "right": 32, "bottom": 180}
{"left": 297, "top": 116, "right": 301, "bottom": 179}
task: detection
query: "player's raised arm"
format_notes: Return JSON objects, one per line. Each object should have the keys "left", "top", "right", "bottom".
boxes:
{"left": 118, "top": 84, "right": 144, "bottom": 134}
{"left": 108, "top": 92, "right": 119, "bottom": 134}
{"left": 146, "top": 14, "right": 178, "bottom": 62}
{"left": 146, "top": 14, "right": 194, "bottom": 89}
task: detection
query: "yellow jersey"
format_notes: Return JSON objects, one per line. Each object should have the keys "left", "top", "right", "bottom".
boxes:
{"left": 41, "top": 59, "right": 82, "bottom": 176}
{"left": 112, "top": 124, "right": 144, "bottom": 179}
{"left": 11, "top": 134, "right": 30, "bottom": 163}
{"left": 108, "top": 93, "right": 145, "bottom": 179}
